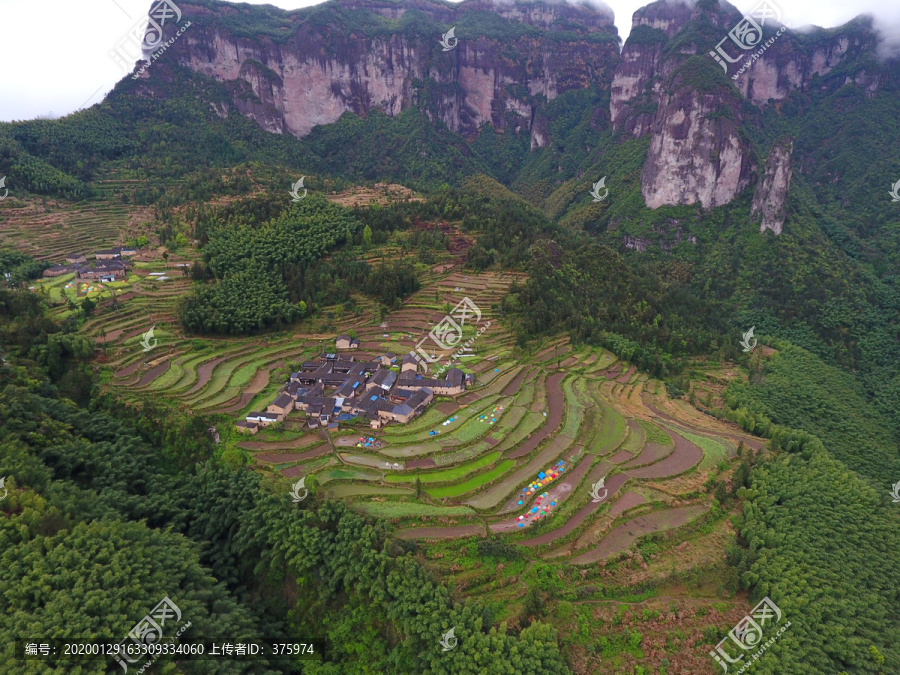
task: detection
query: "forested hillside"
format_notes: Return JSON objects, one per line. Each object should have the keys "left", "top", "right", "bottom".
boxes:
{"left": 0, "top": 288, "right": 570, "bottom": 673}
{"left": 178, "top": 195, "right": 359, "bottom": 333}
{"left": 1, "top": 0, "right": 899, "bottom": 672}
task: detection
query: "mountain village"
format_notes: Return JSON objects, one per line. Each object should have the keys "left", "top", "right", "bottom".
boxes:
{"left": 239, "top": 343, "right": 474, "bottom": 434}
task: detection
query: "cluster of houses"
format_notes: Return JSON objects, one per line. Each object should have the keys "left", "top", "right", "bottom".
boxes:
{"left": 237, "top": 351, "right": 474, "bottom": 435}
{"left": 42, "top": 247, "right": 138, "bottom": 282}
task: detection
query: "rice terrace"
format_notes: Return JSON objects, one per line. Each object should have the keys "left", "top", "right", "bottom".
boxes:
{"left": 71, "top": 242, "right": 768, "bottom": 672}
{"left": 6, "top": 0, "right": 900, "bottom": 671}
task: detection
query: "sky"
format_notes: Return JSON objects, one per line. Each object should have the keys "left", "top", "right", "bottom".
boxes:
{"left": 0, "top": 0, "right": 899, "bottom": 122}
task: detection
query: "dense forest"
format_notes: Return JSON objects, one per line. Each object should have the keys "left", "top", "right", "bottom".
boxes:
{"left": 1, "top": 1, "right": 899, "bottom": 671}
{"left": 178, "top": 195, "right": 359, "bottom": 333}
{"left": 176, "top": 185, "right": 554, "bottom": 335}
{"left": 0, "top": 288, "right": 571, "bottom": 674}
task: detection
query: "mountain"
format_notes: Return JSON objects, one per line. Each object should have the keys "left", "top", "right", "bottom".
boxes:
{"left": 124, "top": 0, "right": 896, "bottom": 219}
{"left": 142, "top": 0, "right": 620, "bottom": 143}
{"left": 610, "top": 0, "right": 883, "bottom": 213}
{"left": 1, "top": 0, "right": 898, "bottom": 396}
{"left": 4, "top": 0, "right": 900, "bottom": 673}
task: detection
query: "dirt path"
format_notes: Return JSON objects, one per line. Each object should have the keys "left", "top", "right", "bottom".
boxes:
{"left": 570, "top": 504, "right": 710, "bottom": 564}
{"left": 506, "top": 371, "right": 565, "bottom": 459}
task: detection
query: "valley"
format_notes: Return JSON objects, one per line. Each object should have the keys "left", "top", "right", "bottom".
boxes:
{"left": 1, "top": 0, "right": 899, "bottom": 672}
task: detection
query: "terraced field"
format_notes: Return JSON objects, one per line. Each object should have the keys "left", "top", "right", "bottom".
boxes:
{"left": 306, "top": 302, "right": 760, "bottom": 564}
{"left": 0, "top": 193, "right": 153, "bottom": 260}
{"left": 89, "top": 266, "right": 763, "bottom": 570}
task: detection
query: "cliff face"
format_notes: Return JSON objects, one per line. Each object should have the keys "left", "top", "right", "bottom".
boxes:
{"left": 143, "top": 0, "right": 621, "bottom": 141}
{"left": 609, "top": 0, "right": 699, "bottom": 136}
{"left": 641, "top": 66, "right": 752, "bottom": 209}
{"left": 731, "top": 27, "right": 881, "bottom": 106}
{"left": 752, "top": 137, "right": 793, "bottom": 235}
{"left": 610, "top": 0, "right": 882, "bottom": 221}
{"left": 137, "top": 0, "right": 889, "bottom": 230}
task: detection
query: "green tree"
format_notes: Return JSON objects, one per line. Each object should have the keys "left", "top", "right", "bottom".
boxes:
{"left": 524, "top": 587, "right": 544, "bottom": 619}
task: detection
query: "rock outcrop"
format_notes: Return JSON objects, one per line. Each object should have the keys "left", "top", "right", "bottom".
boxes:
{"left": 640, "top": 58, "right": 753, "bottom": 210}
{"left": 610, "top": 0, "right": 878, "bottom": 214}
{"left": 730, "top": 21, "right": 881, "bottom": 106}
{"left": 751, "top": 137, "right": 793, "bottom": 235}
{"left": 136, "top": 0, "right": 887, "bottom": 225}
{"left": 144, "top": 0, "right": 621, "bottom": 140}
{"left": 610, "top": 0, "right": 702, "bottom": 137}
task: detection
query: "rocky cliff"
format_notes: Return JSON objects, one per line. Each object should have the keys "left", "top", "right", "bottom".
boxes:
{"left": 610, "top": 0, "right": 883, "bottom": 222}
{"left": 640, "top": 58, "right": 753, "bottom": 209}
{"left": 136, "top": 0, "right": 891, "bottom": 229}
{"left": 751, "top": 137, "right": 793, "bottom": 235}
{"left": 140, "top": 0, "right": 621, "bottom": 143}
